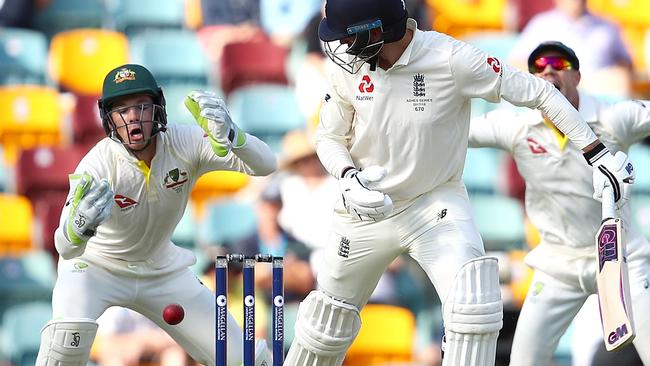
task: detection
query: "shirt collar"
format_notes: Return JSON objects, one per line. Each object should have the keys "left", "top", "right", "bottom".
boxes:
{"left": 391, "top": 18, "right": 418, "bottom": 68}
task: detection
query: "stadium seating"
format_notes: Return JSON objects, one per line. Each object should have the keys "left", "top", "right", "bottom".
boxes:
{"left": 0, "top": 28, "right": 48, "bottom": 85}
{"left": 0, "top": 251, "right": 55, "bottom": 320}
{"left": 190, "top": 171, "right": 250, "bottom": 218}
{"left": 160, "top": 82, "right": 217, "bottom": 125}
{"left": 129, "top": 29, "right": 209, "bottom": 85}
{"left": 463, "top": 147, "right": 504, "bottom": 194}
{"left": 220, "top": 40, "right": 289, "bottom": 95}
{"left": 469, "top": 193, "right": 526, "bottom": 251}
{"left": 227, "top": 84, "right": 305, "bottom": 152}
{"left": 260, "top": 0, "right": 321, "bottom": 42}
{"left": 108, "top": 0, "right": 184, "bottom": 35}
{"left": 1, "top": 301, "right": 52, "bottom": 366}
{"left": 48, "top": 28, "right": 129, "bottom": 95}
{"left": 0, "top": 193, "right": 34, "bottom": 255}
{"left": 198, "top": 199, "right": 257, "bottom": 247}
{"left": 0, "top": 85, "right": 63, "bottom": 163}
{"left": 344, "top": 304, "right": 416, "bottom": 365}
{"left": 16, "top": 146, "right": 87, "bottom": 256}
{"left": 425, "top": 0, "right": 507, "bottom": 38}
{"left": 33, "top": 0, "right": 106, "bottom": 38}
{"left": 72, "top": 94, "right": 105, "bottom": 148}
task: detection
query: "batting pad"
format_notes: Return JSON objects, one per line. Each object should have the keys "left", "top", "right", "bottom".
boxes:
{"left": 284, "top": 290, "right": 361, "bottom": 366}
{"left": 442, "top": 256, "right": 503, "bottom": 366}
{"left": 35, "top": 318, "right": 98, "bottom": 366}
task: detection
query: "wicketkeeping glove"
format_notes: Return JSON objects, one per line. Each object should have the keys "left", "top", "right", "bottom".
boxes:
{"left": 339, "top": 166, "right": 394, "bottom": 222}
{"left": 586, "top": 147, "right": 635, "bottom": 209}
{"left": 65, "top": 173, "right": 113, "bottom": 245}
{"left": 184, "top": 90, "right": 246, "bottom": 157}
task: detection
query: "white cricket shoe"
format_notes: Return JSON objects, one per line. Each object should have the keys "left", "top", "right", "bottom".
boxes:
{"left": 255, "top": 339, "right": 273, "bottom": 366}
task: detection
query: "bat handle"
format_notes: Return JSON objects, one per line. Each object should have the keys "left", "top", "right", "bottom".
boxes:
{"left": 601, "top": 185, "right": 617, "bottom": 221}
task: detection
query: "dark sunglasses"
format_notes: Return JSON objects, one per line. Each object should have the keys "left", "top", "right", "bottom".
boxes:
{"left": 529, "top": 56, "right": 574, "bottom": 73}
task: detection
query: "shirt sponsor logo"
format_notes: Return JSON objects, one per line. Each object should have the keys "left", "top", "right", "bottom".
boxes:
{"left": 487, "top": 57, "right": 501, "bottom": 74}
{"left": 356, "top": 75, "right": 374, "bottom": 101}
{"left": 164, "top": 168, "right": 188, "bottom": 192}
{"left": 114, "top": 194, "right": 138, "bottom": 210}
{"left": 526, "top": 137, "right": 548, "bottom": 154}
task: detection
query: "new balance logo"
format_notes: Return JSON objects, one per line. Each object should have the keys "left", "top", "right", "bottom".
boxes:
{"left": 338, "top": 236, "right": 350, "bottom": 258}
{"left": 436, "top": 208, "right": 447, "bottom": 222}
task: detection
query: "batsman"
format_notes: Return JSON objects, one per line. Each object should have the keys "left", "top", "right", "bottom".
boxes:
{"left": 35, "top": 64, "right": 274, "bottom": 366}
{"left": 284, "top": 1, "right": 635, "bottom": 365}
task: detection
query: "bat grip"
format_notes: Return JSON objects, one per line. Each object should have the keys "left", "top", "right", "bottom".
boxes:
{"left": 601, "top": 186, "right": 616, "bottom": 221}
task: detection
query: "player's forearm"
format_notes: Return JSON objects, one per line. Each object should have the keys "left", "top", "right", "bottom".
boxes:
{"left": 315, "top": 135, "right": 355, "bottom": 178}
{"left": 230, "top": 133, "right": 277, "bottom": 176}
{"left": 54, "top": 226, "right": 87, "bottom": 260}
{"left": 500, "top": 66, "right": 597, "bottom": 149}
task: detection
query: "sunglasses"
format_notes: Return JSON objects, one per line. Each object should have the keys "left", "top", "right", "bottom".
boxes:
{"left": 529, "top": 56, "right": 574, "bottom": 73}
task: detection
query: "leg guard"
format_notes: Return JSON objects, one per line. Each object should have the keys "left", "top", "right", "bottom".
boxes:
{"left": 284, "top": 290, "right": 361, "bottom": 366}
{"left": 35, "top": 318, "right": 98, "bottom": 366}
{"left": 442, "top": 257, "right": 503, "bottom": 366}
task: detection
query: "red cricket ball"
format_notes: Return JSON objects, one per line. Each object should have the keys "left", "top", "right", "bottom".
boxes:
{"left": 162, "top": 303, "right": 185, "bottom": 325}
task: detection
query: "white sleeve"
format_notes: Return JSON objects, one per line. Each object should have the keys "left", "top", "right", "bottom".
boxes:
{"left": 602, "top": 100, "right": 650, "bottom": 147}
{"left": 468, "top": 110, "right": 522, "bottom": 154}
{"left": 177, "top": 124, "right": 276, "bottom": 177}
{"left": 315, "top": 73, "right": 356, "bottom": 178}
{"left": 450, "top": 39, "right": 597, "bottom": 150}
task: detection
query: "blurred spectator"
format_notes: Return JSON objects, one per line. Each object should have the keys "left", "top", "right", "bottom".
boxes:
{"left": 233, "top": 175, "right": 316, "bottom": 300}
{"left": 508, "top": 0, "right": 633, "bottom": 97}
{"left": 275, "top": 129, "right": 338, "bottom": 275}
{"left": 0, "top": 0, "right": 49, "bottom": 28}
{"left": 94, "top": 307, "right": 192, "bottom": 366}
{"left": 405, "top": 0, "right": 433, "bottom": 31}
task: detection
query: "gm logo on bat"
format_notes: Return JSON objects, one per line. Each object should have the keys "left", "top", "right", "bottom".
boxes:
{"left": 608, "top": 323, "right": 630, "bottom": 345}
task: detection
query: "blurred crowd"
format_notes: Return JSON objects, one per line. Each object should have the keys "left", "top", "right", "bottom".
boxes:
{"left": 1, "top": 0, "right": 650, "bottom": 365}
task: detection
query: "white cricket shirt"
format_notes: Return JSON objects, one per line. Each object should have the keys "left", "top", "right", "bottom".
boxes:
{"left": 316, "top": 19, "right": 598, "bottom": 207}
{"left": 54, "top": 124, "right": 276, "bottom": 274}
{"left": 469, "top": 94, "right": 650, "bottom": 273}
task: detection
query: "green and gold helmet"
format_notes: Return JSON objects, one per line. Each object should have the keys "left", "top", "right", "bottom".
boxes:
{"left": 98, "top": 64, "right": 167, "bottom": 141}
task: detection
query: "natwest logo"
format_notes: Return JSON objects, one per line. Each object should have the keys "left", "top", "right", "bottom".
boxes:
{"left": 487, "top": 57, "right": 501, "bottom": 74}
{"left": 358, "top": 75, "right": 374, "bottom": 93}
{"left": 527, "top": 137, "right": 547, "bottom": 154}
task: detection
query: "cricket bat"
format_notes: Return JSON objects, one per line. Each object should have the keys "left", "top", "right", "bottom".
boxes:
{"left": 595, "top": 186, "right": 635, "bottom": 351}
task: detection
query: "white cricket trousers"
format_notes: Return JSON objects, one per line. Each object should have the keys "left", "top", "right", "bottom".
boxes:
{"left": 317, "top": 182, "right": 486, "bottom": 309}
{"left": 51, "top": 257, "right": 244, "bottom": 366}
{"left": 509, "top": 255, "right": 650, "bottom": 366}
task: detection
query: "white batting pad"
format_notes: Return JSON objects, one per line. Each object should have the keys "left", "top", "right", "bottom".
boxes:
{"left": 442, "top": 257, "right": 503, "bottom": 366}
{"left": 35, "top": 318, "right": 98, "bottom": 366}
{"left": 284, "top": 290, "right": 361, "bottom": 366}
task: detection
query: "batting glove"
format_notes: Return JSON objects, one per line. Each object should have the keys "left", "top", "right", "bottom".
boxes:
{"left": 585, "top": 145, "right": 634, "bottom": 209}
{"left": 184, "top": 90, "right": 245, "bottom": 157}
{"left": 65, "top": 173, "right": 113, "bottom": 245}
{"left": 339, "top": 166, "right": 394, "bottom": 222}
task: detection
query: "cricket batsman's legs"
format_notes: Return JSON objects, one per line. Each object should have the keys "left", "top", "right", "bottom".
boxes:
{"left": 284, "top": 210, "right": 401, "bottom": 366}
{"left": 509, "top": 270, "right": 586, "bottom": 366}
{"left": 442, "top": 256, "right": 503, "bottom": 366}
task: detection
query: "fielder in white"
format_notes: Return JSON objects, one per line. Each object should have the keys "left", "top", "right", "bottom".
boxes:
{"left": 283, "top": 1, "right": 636, "bottom": 365}
{"left": 35, "top": 64, "right": 275, "bottom": 366}
{"left": 469, "top": 41, "right": 650, "bottom": 366}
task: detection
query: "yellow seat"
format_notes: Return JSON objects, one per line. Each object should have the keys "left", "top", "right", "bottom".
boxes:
{"left": 48, "top": 29, "right": 129, "bottom": 95}
{"left": 0, "top": 85, "right": 63, "bottom": 163}
{"left": 190, "top": 170, "right": 250, "bottom": 218}
{"left": 345, "top": 304, "right": 416, "bottom": 366}
{"left": 0, "top": 193, "right": 34, "bottom": 255}
{"left": 426, "top": 0, "right": 507, "bottom": 38}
